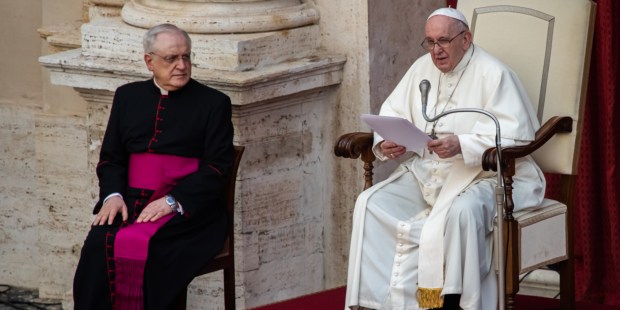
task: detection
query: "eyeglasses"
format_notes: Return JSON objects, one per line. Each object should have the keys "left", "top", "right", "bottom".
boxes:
{"left": 420, "top": 30, "right": 466, "bottom": 51}
{"left": 149, "top": 52, "right": 194, "bottom": 64}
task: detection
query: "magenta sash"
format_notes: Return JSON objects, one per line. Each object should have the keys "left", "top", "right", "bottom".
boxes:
{"left": 113, "top": 153, "right": 198, "bottom": 310}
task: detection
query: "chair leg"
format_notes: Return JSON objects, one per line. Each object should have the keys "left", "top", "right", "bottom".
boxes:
{"left": 175, "top": 288, "right": 188, "bottom": 310}
{"left": 223, "top": 267, "right": 236, "bottom": 310}
{"left": 506, "top": 293, "right": 516, "bottom": 310}
{"left": 559, "top": 258, "right": 575, "bottom": 310}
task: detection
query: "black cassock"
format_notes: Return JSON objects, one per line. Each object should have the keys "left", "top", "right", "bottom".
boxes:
{"left": 73, "top": 78, "right": 234, "bottom": 310}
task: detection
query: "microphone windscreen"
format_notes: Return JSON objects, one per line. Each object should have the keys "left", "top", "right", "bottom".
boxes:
{"left": 420, "top": 79, "right": 430, "bottom": 94}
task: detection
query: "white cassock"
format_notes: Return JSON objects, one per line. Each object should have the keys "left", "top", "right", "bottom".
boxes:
{"left": 345, "top": 45, "right": 546, "bottom": 310}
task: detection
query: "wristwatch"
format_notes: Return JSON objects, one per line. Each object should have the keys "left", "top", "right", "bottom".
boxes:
{"left": 165, "top": 195, "right": 180, "bottom": 213}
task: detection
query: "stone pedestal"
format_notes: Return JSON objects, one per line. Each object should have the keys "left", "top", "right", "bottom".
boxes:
{"left": 121, "top": 0, "right": 319, "bottom": 33}
{"left": 80, "top": 17, "right": 322, "bottom": 71}
{"left": 39, "top": 1, "right": 345, "bottom": 308}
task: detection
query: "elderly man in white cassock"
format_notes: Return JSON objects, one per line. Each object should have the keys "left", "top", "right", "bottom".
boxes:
{"left": 345, "top": 7, "right": 546, "bottom": 310}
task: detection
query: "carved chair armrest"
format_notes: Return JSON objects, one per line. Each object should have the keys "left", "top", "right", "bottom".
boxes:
{"left": 482, "top": 116, "right": 573, "bottom": 172}
{"left": 334, "top": 132, "right": 376, "bottom": 190}
{"left": 335, "top": 132, "right": 374, "bottom": 159}
{"left": 481, "top": 116, "right": 573, "bottom": 218}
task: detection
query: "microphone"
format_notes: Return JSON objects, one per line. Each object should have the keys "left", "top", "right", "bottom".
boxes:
{"left": 419, "top": 79, "right": 431, "bottom": 122}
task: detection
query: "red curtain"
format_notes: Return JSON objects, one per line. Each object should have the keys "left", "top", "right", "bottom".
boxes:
{"left": 573, "top": 0, "right": 620, "bottom": 305}
{"left": 448, "top": 0, "right": 620, "bottom": 305}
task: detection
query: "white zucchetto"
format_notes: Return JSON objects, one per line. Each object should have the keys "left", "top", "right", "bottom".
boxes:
{"left": 428, "top": 7, "right": 469, "bottom": 27}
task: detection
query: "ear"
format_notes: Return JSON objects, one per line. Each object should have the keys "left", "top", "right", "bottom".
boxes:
{"left": 144, "top": 54, "right": 154, "bottom": 71}
{"left": 462, "top": 31, "right": 473, "bottom": 49}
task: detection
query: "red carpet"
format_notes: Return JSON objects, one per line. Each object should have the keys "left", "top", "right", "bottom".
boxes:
{"left": 250, "top": 286, "right": 620, "bottom": 310}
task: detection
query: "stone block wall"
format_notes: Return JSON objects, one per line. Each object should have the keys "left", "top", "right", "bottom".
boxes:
{"left": 34, "top": 114, "right": 92, "bottom": 298}
{"left": 0, "top": 105, "right": 41, "bottom": 288}
{"left": 232, "top": 91, "right": 336, "bottom": 308}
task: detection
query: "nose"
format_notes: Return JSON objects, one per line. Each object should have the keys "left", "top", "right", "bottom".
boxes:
{"left": 431, "top": 45, "right": 446, "bottom": 57}
{"left": 175, "top": 57, "right": 188, "bottom": 69}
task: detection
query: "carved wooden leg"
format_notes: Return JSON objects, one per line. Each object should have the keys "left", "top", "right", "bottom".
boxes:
{"left": 506, "top": 293, "right": 516, "bottom": 310}
{"left": 223, "top": 267, "right": 236, "bottom": 310}
{"left": 559, "top": 258, "right": 575, "bottom": 310}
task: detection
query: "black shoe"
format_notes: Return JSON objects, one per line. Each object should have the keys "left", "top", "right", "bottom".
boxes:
{"left": 441, "top": 294, "right": 461, "bottom": 310}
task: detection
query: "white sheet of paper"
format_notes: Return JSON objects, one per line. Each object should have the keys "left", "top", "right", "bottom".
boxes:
{"left": 361, "top": 114, "right": 431, "bottom": 152}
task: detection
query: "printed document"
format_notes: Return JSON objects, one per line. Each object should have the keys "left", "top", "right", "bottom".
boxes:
{"left": 361, "top": 114, "right": 431, "bottom": 153}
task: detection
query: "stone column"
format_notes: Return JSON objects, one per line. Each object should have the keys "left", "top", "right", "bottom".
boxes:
{"left": 40, "top": 0, "right": 345, "bottom": 308}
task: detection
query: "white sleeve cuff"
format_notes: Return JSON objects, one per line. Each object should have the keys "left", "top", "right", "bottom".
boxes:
{"left": 103, "top": 193, "right": 123, "bottom": 204}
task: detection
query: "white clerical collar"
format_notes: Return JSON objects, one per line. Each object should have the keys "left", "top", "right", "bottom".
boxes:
{"left": 153, "top": 79, "right": 169, "bottom": 95}
{"left": 450, "top": 44, "right": 475, "bottom": 74}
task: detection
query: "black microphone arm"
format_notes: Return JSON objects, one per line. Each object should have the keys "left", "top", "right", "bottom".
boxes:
{"left": 418, "top": 79, "right": 507, "bottom": 310}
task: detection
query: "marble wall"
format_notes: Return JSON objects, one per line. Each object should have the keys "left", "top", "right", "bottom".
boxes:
{"left": 0, "top": 0, "right": 85, "bottom": 292}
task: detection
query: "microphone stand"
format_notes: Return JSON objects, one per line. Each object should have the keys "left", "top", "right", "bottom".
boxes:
{"left": 419, "top": 80, "right": 506, "bottom": 310}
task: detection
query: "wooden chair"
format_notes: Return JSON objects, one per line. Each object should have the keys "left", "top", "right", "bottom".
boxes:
{"left": 335, "top": 1, "right": 595, "bottom": 309}
{"left": 177, "top": 145, "right": 245, "bottom": 310}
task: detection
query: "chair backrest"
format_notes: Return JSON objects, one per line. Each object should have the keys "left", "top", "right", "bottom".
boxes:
{"left": 204, "top": 145, "right": 244, "bottom": 266}
{"left": 178, "top": 145, "right": 244, "bottom": 309}
{"left": 458, "top": 0, "right": 596, "bottom": 175}
{"left": 222, "top": 145, "right": 245, "bottom": 257}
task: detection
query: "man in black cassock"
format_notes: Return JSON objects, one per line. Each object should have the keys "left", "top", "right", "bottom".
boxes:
{"left": 73, "top": 23, "right": 234, "bottom": 310}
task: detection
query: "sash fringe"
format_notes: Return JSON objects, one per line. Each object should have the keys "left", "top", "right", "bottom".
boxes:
{"left": 417, "top": 287, "right": 444, "bottom": 309}
{"left": 114, "top": 257, "right": 145, "bottom": 310}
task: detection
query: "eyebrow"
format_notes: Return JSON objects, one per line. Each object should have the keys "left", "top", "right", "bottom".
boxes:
{"left": 424, "top": 36, "right": 450, "bottom": 40}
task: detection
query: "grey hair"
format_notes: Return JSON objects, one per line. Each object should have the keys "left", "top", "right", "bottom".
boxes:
{"left": 143, "top": 23, "right": 192, "bottom": 53}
